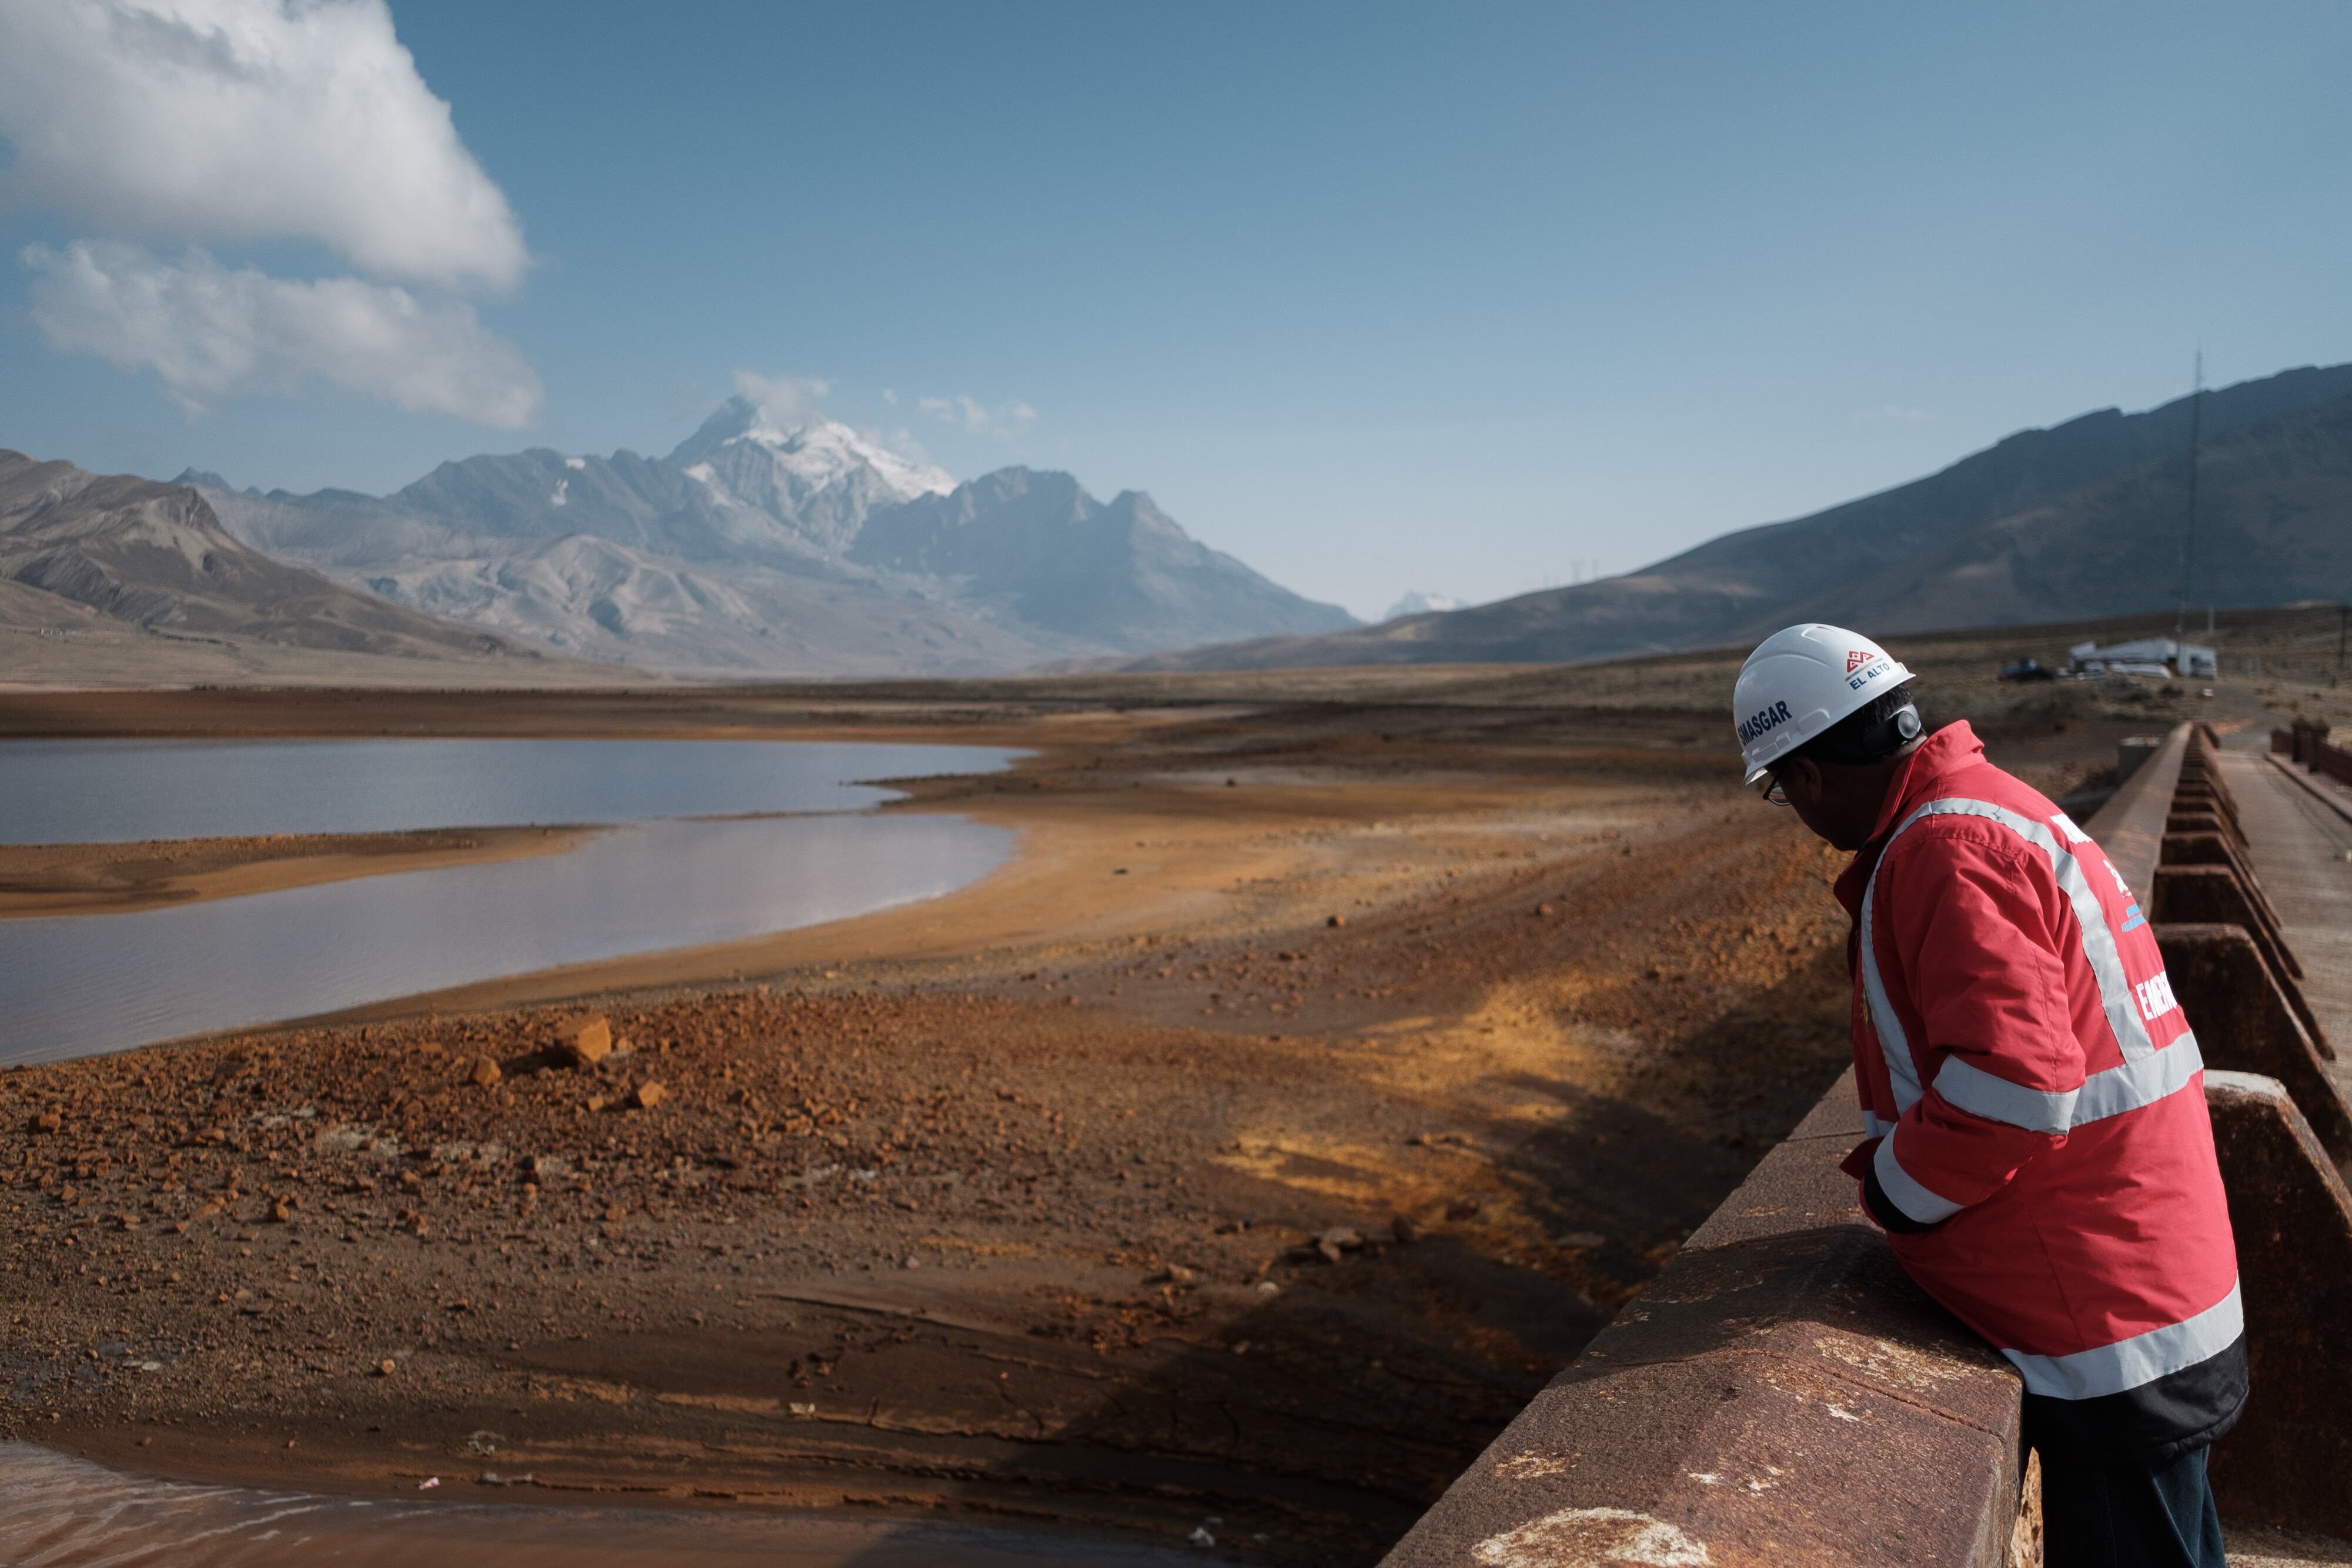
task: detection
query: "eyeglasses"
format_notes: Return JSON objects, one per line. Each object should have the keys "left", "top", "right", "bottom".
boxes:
{"left": 1753, "top": 770, "right": 1790, "bottom": 807}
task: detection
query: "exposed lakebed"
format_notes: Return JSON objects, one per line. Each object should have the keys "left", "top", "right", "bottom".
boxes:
{"left": 0, "top": 739, "right": 1018, "bottom": 1062}
{"left": 0, "top": 1442, "right": 1201, "bottom": 1568}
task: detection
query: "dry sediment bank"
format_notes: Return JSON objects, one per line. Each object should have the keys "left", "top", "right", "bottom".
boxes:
{"left": 0, "top": 826, "right": 595, "bottom": 920}
{"left": 0, "top": 684, "right": 2117, "bottom": 1561}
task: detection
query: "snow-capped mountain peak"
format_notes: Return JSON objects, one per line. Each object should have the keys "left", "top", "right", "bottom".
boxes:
{"left": 740, "top": 416, "right": 954, "bottom": 500}
{"left": 669, "top": 395, "right": 952, "bottom": 502}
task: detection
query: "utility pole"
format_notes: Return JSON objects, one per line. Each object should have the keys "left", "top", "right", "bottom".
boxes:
{"left": 2175, "top": 352, "right": 2203, "bottom": 643}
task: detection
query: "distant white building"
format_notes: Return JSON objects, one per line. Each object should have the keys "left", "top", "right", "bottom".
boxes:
{"left": 1383, "top": 591, "right": 1464, "bottom": 622}
{"left": 2068, "top": 636, "right": 2217, "bottom": 680}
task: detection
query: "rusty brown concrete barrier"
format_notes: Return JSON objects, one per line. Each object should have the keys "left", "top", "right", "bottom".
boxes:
{"left": 2159, "top": 925, "right": 2352, "bottom": 1169}
{"left": 2156, "top": 860, "right": 2303, "bottom": 981}
{"left": 2156, "top": 866, "right": 2324, "bottom": 1047}
{"left": 1377, "top": 1079, "right": 2029, "bottom": 1568}
{"left": 2204, "top": 1072, "right": 2352, "bottom": 1539}
{"left": 2089, "top": 723, "right": 2190, "bottom": 900}
{"left": 2161, "top": 830, "right": 2288, "bottom": 937}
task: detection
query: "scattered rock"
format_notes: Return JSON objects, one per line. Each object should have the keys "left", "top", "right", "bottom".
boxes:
{"left": 1444, "top": 1199, "right": 1481, "bottom": 1220}
{"left": 377, "top": 1359, "right": 397, "bottom": 1376}
{"left": 468, "top": 1056, "right": 502, "bottom": 1087}
{"left": 1153, "top": 1263, "right": 1197, "bottom": 1286}
{"left": 556, "top": 1017, "right": 613, "bottom": 1068}
{"left": 1555, "top": 1231, "right": 1606, "bottom": 1250}
{"left": 1391, "top": 1213, "right": 1419, "bottom": 1243}
{"left": 1327, "top": 914, "right": 1346, "bottom": 928}
{"left": 1535, "top": 902, "right": 1555, "bottom": 917}
{"left": 628, "top": 1081, "right": 666, "bottom": 1111}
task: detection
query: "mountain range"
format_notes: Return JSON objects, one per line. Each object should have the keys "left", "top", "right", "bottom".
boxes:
{"left": 16, "top": 361, "right": 2352, "bottom": 687}
{"left": 1133, "top": 362, "right": 2352, "bottom": 670}
{"left": 0, "top": 449, "right": 611, "bottom": 685}
{"left": 190, "top": 399, "right": 1357, "bottom": 677}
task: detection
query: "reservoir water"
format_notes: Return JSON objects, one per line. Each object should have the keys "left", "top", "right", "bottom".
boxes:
{"left": 0, "top": 1442, "right": 1200, "bottom": 1567}
{"left": 0, "top": 738, "right": 1015, "bottom": 844}
{"left": 0, "top": 740, "right": 1020, "bottom": 1064}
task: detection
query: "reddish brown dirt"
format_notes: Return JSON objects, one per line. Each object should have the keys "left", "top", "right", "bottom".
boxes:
{"left": 0, "top": 691, "right": 1893, "bottom": 1563}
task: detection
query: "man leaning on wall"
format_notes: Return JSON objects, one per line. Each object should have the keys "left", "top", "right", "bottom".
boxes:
{"left": 1734, "top": 624, "right": 2246, "bottom": 1568}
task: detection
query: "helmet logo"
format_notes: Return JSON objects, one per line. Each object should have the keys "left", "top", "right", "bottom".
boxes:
{"left": 1846, "top": 650, "right": 1872, "bottom": 673}
{"left": 1736, "top": 700, "right": 1793, "bottom": 745}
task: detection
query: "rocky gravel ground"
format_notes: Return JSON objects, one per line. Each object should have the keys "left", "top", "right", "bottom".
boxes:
{"left": 0, "top": 692, "right": 1915, "bottom": 1562}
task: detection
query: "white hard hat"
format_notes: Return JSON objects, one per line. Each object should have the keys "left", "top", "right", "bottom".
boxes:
{"left": 1732, "top": 624, "right": 1914, "bottom": 784}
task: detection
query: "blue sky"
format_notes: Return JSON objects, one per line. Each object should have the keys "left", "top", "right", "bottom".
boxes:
{"left": 3, "top": 2, "right": 2348, "bottom": 621}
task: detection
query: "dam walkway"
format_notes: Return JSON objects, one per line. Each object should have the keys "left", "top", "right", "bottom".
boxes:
{"left": 2224, "top": 745, "right": 2352, "bottom": 1087}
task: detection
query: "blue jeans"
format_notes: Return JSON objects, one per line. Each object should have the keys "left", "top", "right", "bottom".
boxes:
{"left": 2039, "top": 1443, "right": 2226, "bottom": 1568}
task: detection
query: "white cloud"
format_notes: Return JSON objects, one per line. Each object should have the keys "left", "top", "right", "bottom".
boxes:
{"left": 0, "top": 0, "right": 529, "bottom": 291}
{"left": 918, "top": 393, "right": 1038, "bottom": 437}
{"left": 26, "top": 240, "right": 542, "bottom": 427}
{"left": 731, "top": 370, "right": 833, "bottom": 427}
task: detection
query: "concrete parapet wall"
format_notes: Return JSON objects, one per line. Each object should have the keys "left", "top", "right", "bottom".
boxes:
{"left": 2090, "top": 723, "right": 2190, "bottom": 904}
{"left": 2204, "top": 1072, "right": 2352, "bottom": 1539}
{"left": 1378, "top": 1080, "right": 2030, "bottom": 1568}
{"left": 2159, "top": 924, "right": 2352, "bottom": 1171}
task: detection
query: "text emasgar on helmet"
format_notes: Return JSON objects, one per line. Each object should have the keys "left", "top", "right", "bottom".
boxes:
{"left": 1732, "top": 624, "right": 1913, "bottom": 784}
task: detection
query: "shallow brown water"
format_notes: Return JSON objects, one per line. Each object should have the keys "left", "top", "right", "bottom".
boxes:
{"left": 0, "top": 1443, "right": 1207, "bottom": 1566}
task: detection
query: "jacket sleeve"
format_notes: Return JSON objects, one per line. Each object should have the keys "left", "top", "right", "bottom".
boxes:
{"left": 1867, "top": 831, "right": 2083, "bottom": 1228}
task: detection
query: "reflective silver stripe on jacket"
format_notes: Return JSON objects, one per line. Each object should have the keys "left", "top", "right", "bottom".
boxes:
{"left": 1931, "top": 1040, "right": 2205, "bottom": 1134}
{"left": 2003, "top": 1281, "right": 2243, "bottom": 1400}
{"left": 1862, "top": 1109, "right": 1898, "bottom": 1139}
{"left": 1857, "top": 797, "right": 2197, "bottom": 1132}
{"left": 1872, "top": 1132, "right": 1963, "bottom": 1225}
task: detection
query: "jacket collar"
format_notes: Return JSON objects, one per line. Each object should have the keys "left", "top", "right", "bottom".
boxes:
{"left": 1830, "top": 720, "right": 1985, "bottom": 914}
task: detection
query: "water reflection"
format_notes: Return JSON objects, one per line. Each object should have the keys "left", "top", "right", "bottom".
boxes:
{"left": 0, "top": 739, "right": 1022, "bottom": 846}
{"left": 0, "top": 813, "right": 1014, "bottom": 1064}
{"left": 0, "top": 1442, "right": 1200, "bottom": 1566}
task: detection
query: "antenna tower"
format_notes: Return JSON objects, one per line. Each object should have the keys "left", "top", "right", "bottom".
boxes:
{"left": 2175, "top": 352, "right": 2203, "bottom": 639}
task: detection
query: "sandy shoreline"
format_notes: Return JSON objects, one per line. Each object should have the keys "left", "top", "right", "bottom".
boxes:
{"left": 0, "top": 680, "right": 2123, "bottom": 1561}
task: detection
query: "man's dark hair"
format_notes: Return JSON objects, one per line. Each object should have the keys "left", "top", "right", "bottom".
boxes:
{"left": 1790, "top": 681, "right": 1923, "bottom": 768}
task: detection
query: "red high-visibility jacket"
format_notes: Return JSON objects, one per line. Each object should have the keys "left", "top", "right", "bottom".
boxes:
{"left": 1835, "top": 722, "right": 2245, "bottom": 1456}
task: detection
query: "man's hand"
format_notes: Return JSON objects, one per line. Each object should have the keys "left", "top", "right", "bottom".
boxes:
{"left": 1840, "top": 1136, "right": 1944, "bottom": 1235}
